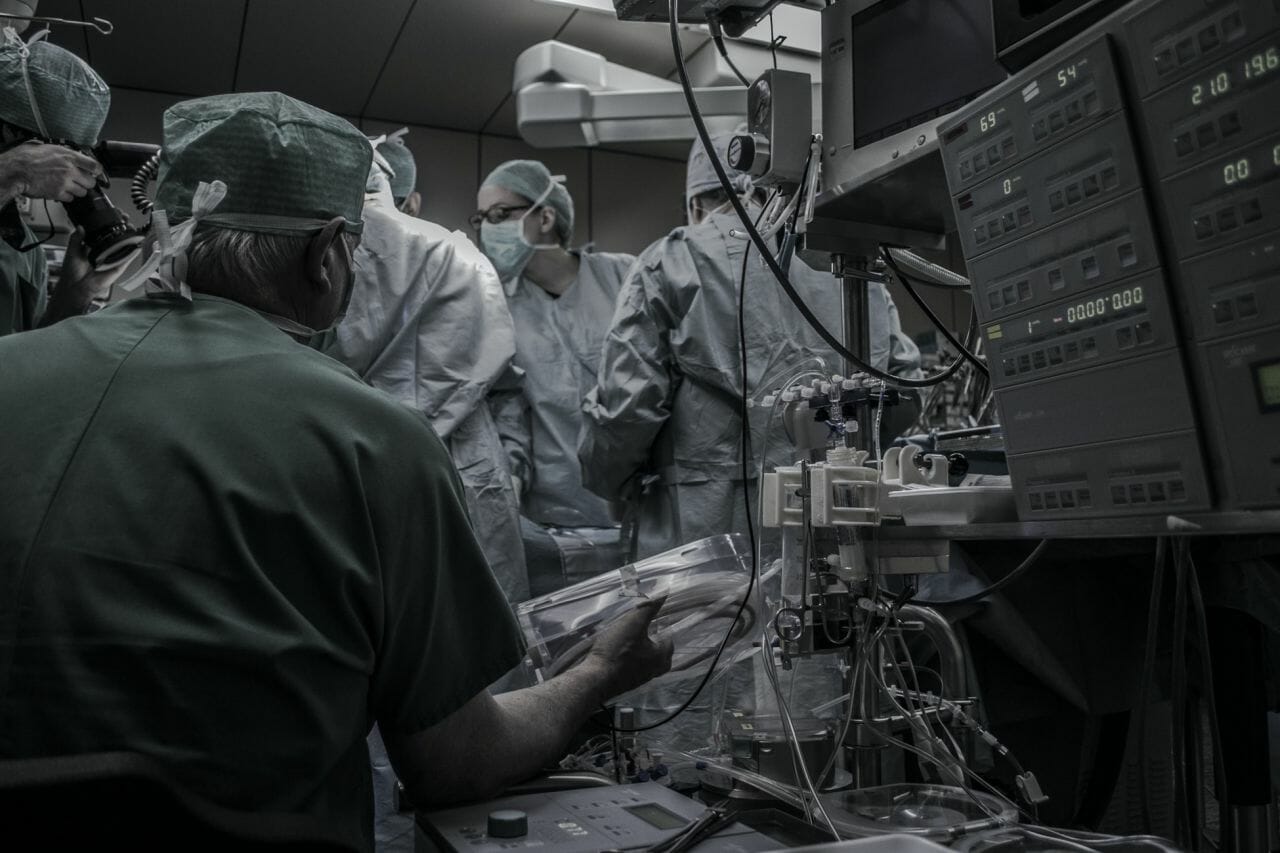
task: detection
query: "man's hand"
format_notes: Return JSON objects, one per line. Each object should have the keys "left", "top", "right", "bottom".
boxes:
{"left": 386, "top": 597, "right": 674, "bottom": 807}
{"left": 37, "top": 229, "right": 117, "bottom": 328}
{"left": 583, "top": 596, "right": 674, "bottom": 700}
{"left": 0, "top": 141, "right": 101, "bottom": 203}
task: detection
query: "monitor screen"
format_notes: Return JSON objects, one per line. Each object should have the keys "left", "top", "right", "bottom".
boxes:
{"left": 851, "top": 0, "right": 1008, "bottom": 147}
{"left": 1253, "top": 359, "right": 1280, "bottom": 413}
{"left": 624, "top": 803, "right": 688, "bottom": 830}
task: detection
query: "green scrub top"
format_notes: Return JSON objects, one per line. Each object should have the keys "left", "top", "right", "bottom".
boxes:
{"left": 0, "top": 202, "right": 48, "bottom": 336}
{"left": 0, "top": 294, "right": 526, "bottom": 852}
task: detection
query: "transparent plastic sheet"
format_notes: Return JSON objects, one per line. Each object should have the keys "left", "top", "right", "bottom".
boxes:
{"left": 514, "top": 534, "right": 763, "bottom": 706}
{"left": 816, "top": 784, "right": 1017, "bottom": 839}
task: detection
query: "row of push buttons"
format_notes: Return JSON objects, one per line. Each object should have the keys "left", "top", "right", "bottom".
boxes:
{"left": 1003, "top": 335, "right": 1099, "bottom": 377}
{"left": 1048, "top": 165, "right": 1120, "bottom": 213}
{"left": 973, "top": 203, "right": 1033, "bottom": 247}
{"left": 1000, "top": 321, "right": 1153, "bottom": 378}
{"left": 986, "top": 241, "right": 1140, "bottom": 313}
{"left": 1211, "top": 291, "right": 1260, "bottom": 323}
{"left": 1028, "top": 487, "right": 1092, "bottom": 512}
{"left": 1173, "top": 109, "right": 1242, "bottom": 160}
{"left": 1152, "top": 9, "right": 1245, "bottom": 78}
{"left": 1193, "top": 195, "right": 1264, "bottom": 240}
{"left": 1111, "top": 479, "right": 1188, "bottom": 505}
{"left": 958, "top": 135, "right": 1018, "bottom": 181}
{"left": 1031, "top": 89, "right": 1101, "bottom": 142}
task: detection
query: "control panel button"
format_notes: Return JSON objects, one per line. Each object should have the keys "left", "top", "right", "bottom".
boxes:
{"left": 488, "top": 810, "right": 528, "bottom": 839}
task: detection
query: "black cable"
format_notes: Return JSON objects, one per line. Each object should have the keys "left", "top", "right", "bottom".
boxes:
{"left": 1136, "top": 537, "right": 1167, "bottom": 835}
{"left": 1186, "top": 549, "right": 1230, "bottom": 839}
{"left": 673, "top": 5, "right": 972, "bottom": 390}
{"left": 605, "top": 200, "right": 766, "bottom": 736}
{"left": 1170, "top": 540, "right": 1192, "bottom": 847}
{"left": 708, "top": 19, "right": 751, "bottom": 87}
{"left": 907, "top": 540, "right": 1051, "bottom": 607}
{"left": 882, "top": 248, "right": 989, "bottom": 378}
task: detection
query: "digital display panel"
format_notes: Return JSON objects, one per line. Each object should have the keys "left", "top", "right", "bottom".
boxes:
{"left": 1253, "top": 359, "right": 1280, "bottom": 413}
{"left": 852, "top": 0, "right": 1008, "bottom": 147}
{"left": 624, "top": 803, "right": 688, "bottom": 830}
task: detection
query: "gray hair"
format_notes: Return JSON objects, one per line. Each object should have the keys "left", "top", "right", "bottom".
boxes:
{"left": 185, "top": 225, "right": 356, "bottom": 301}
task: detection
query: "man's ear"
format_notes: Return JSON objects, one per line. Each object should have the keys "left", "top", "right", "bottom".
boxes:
{"left": 305, "top": 217, "right": 350, "bottom": 294}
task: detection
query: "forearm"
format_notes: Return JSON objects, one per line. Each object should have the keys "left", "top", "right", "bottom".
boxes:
{"left": 387, "top": 659, "right": 613, "bottom": 808}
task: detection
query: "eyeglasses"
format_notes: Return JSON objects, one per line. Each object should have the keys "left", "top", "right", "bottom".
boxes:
{"left": 469, "top": 204, "right": 533, "bottom": 230}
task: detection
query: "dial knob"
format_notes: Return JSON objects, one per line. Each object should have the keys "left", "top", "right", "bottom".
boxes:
{"left": 727, "top": 134, "right": 756, "bottom": 172}
{"left": 488, "top": 809, "right": 528, "bottom": 839}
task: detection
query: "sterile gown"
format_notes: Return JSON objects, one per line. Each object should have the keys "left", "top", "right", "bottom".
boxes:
{"left": 580, "top": 209, "right": 918, "bottom": 560}
{"left": 0, "top": 205, "right": 47, "bottom": 336}
{"left": 322, "top": 180, "right": 528, "bottom": 601}
{"left": 499, "top": 251, "right": 633, "bottom": 527}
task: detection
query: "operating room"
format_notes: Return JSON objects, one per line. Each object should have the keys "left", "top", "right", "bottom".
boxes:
{"left": 0, "top": 1, "right": 1277, "bottom": 852}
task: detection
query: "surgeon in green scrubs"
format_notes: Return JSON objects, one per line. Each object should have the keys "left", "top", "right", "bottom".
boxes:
{"left": 0, "top": 27, "right": 110, "bottom": 335}
{"left": 0, "top": 92, "right": 671, "bottom": 853}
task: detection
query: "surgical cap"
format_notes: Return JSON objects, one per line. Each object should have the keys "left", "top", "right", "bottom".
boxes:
{"left": 686, "top": 133, "right": 753, "bottom": 201}
{"left": 480, "top": 159, "right": 573, "bottom": 247}
{"left": 377, "top": 131, "right": 417, "bottom": 200}
{"left": 0, "top": 30, "right": 110, "bottom": 147}
{"left": 155, "top": 92, "right": 371, "bottom": 235}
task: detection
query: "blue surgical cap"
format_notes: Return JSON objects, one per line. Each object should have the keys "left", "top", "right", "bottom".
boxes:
{"left": 377, "top": 130, "right": 417, "bottom": 201}
{"left": 480, "top": 159, "right": 574, "bottom": 247}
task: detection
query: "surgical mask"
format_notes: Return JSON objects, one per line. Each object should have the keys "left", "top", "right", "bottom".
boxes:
{"left": 479, "top": 181, "right": 558, "bottom": 281}
{"left": 687, "top": 198, "right": 733, "bottom": 226}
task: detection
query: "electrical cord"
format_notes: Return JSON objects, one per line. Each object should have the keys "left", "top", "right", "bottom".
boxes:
{"left": 670, "top": 4, "right": 976, "bottom": 391}
{"left": 131, "top": 148, "right": 160, "bottom": 215}
{"left": 603, "top": 187, "right": 766, "bottom": 736}
{"left": 882, "top": 247, "right": 989, "bottom": 378}
{"left": 907, "top": 540, "right": 1052, "bottom": 607}
{"left": 1136, "top": 537, "right": 1167, "bottom": 834}
{"left": 1185, "top": 549, "right": 1230, "bottom": 835}
{"left": 1170, "top": 539, "right": 1191, "bottom": 847}
{"left": 708, "top": 19, "right": 751, "bottom": 87}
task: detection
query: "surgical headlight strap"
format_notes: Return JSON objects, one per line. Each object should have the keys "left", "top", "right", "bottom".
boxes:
{"left": 5, "top": 26, "right": 50, "bottom": 138}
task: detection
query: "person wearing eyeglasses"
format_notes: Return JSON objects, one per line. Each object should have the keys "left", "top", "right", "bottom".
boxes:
{"left": 474, "top": 160, "right": 635, "bottom": 593}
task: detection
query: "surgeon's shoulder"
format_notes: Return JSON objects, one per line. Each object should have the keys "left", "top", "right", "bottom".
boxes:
{"left": 635, "top": 224, "right": 704, "bottom": 275}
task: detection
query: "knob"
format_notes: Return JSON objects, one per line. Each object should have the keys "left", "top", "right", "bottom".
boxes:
{"left": 488, "top": 809, "right": 528, "bottom": 839}
{"left": 727, "top": 134, "right": 756, "bottom": 171}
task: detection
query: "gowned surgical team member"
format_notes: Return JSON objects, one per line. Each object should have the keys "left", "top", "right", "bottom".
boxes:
{"left": 0, "top": 92, "right": 671, "bottom": 853}
{"left": 476, "top": 160, "right": 635, "bottom": 591}
{"left": 375, "top": 127, "right": 421, "bottom": 216}
{"left": 323, "top": 133, "right": 528, "bottom": 602}
{"left": 580, "top": 134, "right": 921, "bottom": 560}
{"left": 0, "top": 28, "right": 108, "bottom": 335}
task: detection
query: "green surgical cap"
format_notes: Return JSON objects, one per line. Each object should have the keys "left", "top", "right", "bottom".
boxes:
{"left": 686, "top": 133, "right": 753, "bottom": 200}
{"left": 481, "top": 159, "right": 573, "bottom": 247}
{"left": 0, "top": 31, "right": 110, "bottom": 147}
{"left": 377, "top": 131, "right": 417, "bottom": 201}
{"left": 155, "top": 92, "right": 371, "bottom": 235}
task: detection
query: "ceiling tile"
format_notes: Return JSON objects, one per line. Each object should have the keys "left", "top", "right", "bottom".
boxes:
{"left": 236, "top": 0, "right": 414, "bottom": 117}
{"left": 30, "top": 0, "right": 90, "bottom": 60}
{"left": 82, "top": 0, "right": 245, "bottom": 96}
{"left": 366, "top": 0, "right": 570, "bottom": 132}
